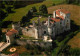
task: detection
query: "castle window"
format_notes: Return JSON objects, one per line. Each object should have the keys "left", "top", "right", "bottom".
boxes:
{"left": 67, "top": 20, "right": 68, "bottom": 22}
{"left": 44, "top": 31, "right": 46, "bottom": 34}
{"left": 60, "top": 21, "right": 62, "bottom": 24}
{"left": 54, "top": 24, "right": 55, "bottom": 26}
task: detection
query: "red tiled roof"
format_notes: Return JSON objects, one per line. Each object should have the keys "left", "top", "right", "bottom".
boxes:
{"left": 6, "top": 29, "right": 18, "bottom": 36}
{"left": 56, "top": 16, "right": 64, "bottom": 20}
{"left": 56, "top": 9, "right": 70, "bottom": 14}
{"left": 50, "top": 21, "right": 54, "bottom": 24}
{"left": 51, "top": 18, "right": 60, "bottom": 22}
{"left": 60, "top": 16, "right": 64, "bottom": 20}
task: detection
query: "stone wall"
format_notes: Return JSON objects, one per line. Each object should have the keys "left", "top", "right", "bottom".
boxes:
{"left": 16, "top": 39, "right": 52, "bottom": 48}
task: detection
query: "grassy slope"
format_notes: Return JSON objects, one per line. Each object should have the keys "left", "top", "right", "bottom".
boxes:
{"left": 68, "top": 32, "right": 80, "bottom": 48}
{"left": 48, "top": 4, "right": 80, "bottom": 26}
{"left": 3, "top": 1, "right": 53, "bottom": 22}
{"left": 3, "top": 0, "right": 65, "bottom": 22}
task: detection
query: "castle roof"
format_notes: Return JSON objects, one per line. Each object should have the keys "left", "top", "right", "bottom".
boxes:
{"left": 56, "top": 9, "right": 70, "bottom": 14}
{"left": 6, "top": 29, "right": 18, "bottom": 36}
{"left": 51, "top": 18, "right": 60, "bottom": 22}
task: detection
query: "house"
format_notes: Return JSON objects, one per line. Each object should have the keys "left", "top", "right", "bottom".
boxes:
{"left": 0, "top": 29, "right": 18, "bottom": 52}
{"left": 6, "top": 29, "right": 18, "bottom": 43}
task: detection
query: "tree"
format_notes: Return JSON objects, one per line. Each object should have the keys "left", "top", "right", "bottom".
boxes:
{"left": 0, "top": 21, "right": 2, "bottom": 42}
{"left": 39, "top": 5, "right": 48, "bottom": 14}
{"left": 0, "top": 9, "right": 7, "bottom": 20}
{"left": 0, "top": 1, "right": 6, "bottom": 9}
{"left": 32, "top": 6, "right": 37, "bottom": 12}
{"left": 6, "top": 5, "right": 14, "bottom": 13}
{"left": 66, "top": 0, "right": 80, "bottom": 5}
{"left": 21, "top": 16, "right": 27, "bottom": 26}
{"left": 27, "top": 10, "right": 33, "bottom": 19}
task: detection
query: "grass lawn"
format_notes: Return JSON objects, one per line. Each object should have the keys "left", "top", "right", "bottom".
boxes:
{"left": 30, "top": 17, "right": 47, "bottom": 23}
{"left": 20, "top": 35, "right": 35, "bottom": 40}
{"left": 68, "top": 32, "right": 80, "bottom": 48}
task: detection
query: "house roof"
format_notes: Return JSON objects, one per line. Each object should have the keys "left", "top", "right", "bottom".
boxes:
{"left": 6, "top": 29, "right": 18, "bottom": 36}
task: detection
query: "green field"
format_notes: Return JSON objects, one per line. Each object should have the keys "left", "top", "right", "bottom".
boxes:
{"left": 3, "top": 1, "right": 52, "bottom": 22}
{"left": 3, "top": 0, "right": 65, "bottom": 22}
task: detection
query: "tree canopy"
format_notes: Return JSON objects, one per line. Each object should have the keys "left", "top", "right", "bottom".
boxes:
{"left": 39, "top": 5, "right": 48, "bottom": 14}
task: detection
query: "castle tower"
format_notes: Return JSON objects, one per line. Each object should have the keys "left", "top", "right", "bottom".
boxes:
{"left": 47, "top": 16, "right": 52, "bottom": 36}
{"left": 32, "top": 20, "right": 39, "bottom": 39}
{"left": 65, "top": 13, "right": 71, "bottom": 30}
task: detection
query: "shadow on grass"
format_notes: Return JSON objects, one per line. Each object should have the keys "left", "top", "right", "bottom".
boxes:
{"left": 2, "top": 21, "right": 13, "bottom": 28}
{"left": 52, "top": 20, "right": 80, "bottom": 55}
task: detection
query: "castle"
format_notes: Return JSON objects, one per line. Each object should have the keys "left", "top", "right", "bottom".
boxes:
{"left": 29, "top": 9, "right": 70, "bottom": 40}
{"left": 0, "top": 9, "right": 70, "bottom": 52}
{"left": 6, "top": 8, "right": 71, "bottom": 43}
